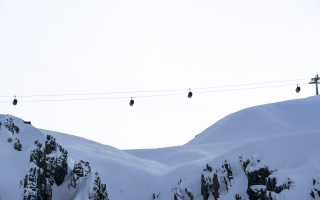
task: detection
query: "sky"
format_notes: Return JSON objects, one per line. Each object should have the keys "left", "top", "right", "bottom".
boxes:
{"left": 0, "top": 0, "right": 320, "bottom": 150}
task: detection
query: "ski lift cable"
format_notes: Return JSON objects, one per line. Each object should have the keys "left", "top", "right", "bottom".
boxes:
{"left": 0, "top": 82, "right": 308, "bottom": 104}
{"left": 0, "top": 77, "right": 310, "bottom": 98}
{"left": 192, "top": 78, "right": 309, "bottom": 90}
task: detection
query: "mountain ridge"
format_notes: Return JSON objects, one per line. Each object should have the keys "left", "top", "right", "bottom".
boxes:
{"left": 1, "top": 97, "right": 320, "bottom": 199}
{"left": 186, "top": 95, "right": 320, "bottom": 145}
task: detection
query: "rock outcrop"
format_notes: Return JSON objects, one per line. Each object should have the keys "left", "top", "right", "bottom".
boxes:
{"left": 153, "top": 193, "right": 161, "bottom": 199}
{"left": 201, "top": 161, "right": 233, "bottom": 200}
{"left": 173, "top": 187, "right": 184, "bottom": 200}
{"left": 310, "top": 174, "right": 320, "bottom": 198}
{"left": 185, "top": 188, "right": 195, "bottom": 200}
{"left": 240, "top": 156, "right": 294, "bottom": 200}
{"left": 171, "top": 179, "right": 197, "bottom": 200}
{"left": 235, "top": 193, "right": 245, "bottom": 200}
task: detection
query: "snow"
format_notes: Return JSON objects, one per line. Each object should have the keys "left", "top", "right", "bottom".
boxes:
{"left": 186, "top": 95, "right": 320, "bottom": 145}
{"left": 1, "top": 96, "right": 320, "bottom": 199}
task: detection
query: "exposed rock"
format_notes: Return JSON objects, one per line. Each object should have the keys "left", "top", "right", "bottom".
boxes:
{"left": 235, "top": 193, "right": 245, "bottom": 200}
{"left": 240, "top": 156, "right": 271, "bottom": 187}
{"left": 173, "top": 187, "right": 183, "bottom": 200}
{"left": 266, "top": 177, "right": 276, "bottom": 192}
{"left": 312, "top": 188, "right": 320, "bottom": 197}
{"left": 153, "top": 193, "right": 161, "bottom": 199}
{"left": 239, "top": 156, "right": 251, "bottom": 171}
{"left": 204, "top": 164, "right": 212, "bottom": 172}
{"left": 185, "top": 188, "right": 195, "bottom": 200}
{"left": 201, "top": 174, "right": 210, "bottom": 200}
{"left": 247, "top": 185, "right": 264, "bottom": 200}
{"left": 201, "top": 167, "right": 220, "bottom": 200}
{"left": 201, "top": 161, "right": 234, "bottom": 200}
{"left": 240, "top": 156, "right": 294, "bottom": 200}
{"left": 310, "top": 175, "right": 320, "bottom": 198}
{"left": 223, "top": 160, "right": 233, "bottom": 182}
{"left": 266, "top": 177, "right": 294, "bottom": 193}
{"left": 212, "top": 173, "right": 220, "bottom": 200}
{"left": 259, "top": 188, "right": 273, "bottom": 200}
{"left": 221, "top": 160, "right": 233, "bottom": 191}
{"left": 246, "top": 167, "right": 271, "bottom": 187}
{"left": 247, "top": 186, "right": 273, "bottom": 200}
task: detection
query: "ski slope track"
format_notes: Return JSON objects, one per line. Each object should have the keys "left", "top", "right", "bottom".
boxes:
{"left": 1, "top": 96, "right": 320, "bottom": 200}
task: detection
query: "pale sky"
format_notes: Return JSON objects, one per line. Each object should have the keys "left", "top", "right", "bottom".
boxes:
{"left": 0, "top": 0, "right": 319, "bottom": 149}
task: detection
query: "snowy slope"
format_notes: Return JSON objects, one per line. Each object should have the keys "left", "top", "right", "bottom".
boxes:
{"left": 41, "top": 129, "right": 173, "bottom": 200}
{"left": 186, "top": 95, "right": 320, "bottom": 145}
{"left": 0, "top": 115, "right": 46, "bottom": 200}
{"left": 1, "top": 96, "right": 320, "bottom": 200}
{"left": 124, "top": 140, "right": 247, "bottom": 167}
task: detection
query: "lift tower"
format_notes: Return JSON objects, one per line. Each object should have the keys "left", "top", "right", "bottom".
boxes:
{"left": 309, "top": 74, "right": 320, "bottom": 95}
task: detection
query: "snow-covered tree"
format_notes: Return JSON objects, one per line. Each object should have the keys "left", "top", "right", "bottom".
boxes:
{"left": 23, "top": 136, "right": 68, "bottom": 199}
{"left": 68, "top": 160, "right": 91, "bottom": 189}
{"left": 14, "top": 138, "right": 22, "bottom": 151}
{"left": 88, "top": 172, "right": 109, "bottom": 200}
{"left": 54, "top": 147, "right": 68, "bottom": 186}
{"left": 4, "top": 118, "right": 19, "bottom": 135}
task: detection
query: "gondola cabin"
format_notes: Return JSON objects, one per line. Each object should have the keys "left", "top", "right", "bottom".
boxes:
{"left": 296, "top": 85, "right": 301, "bottom": 93}
{"left": 13, "top": 96, "right": 17, "bottom": 106}
{"left": 188, "top": 89, "right": 193, "bottom": 98}
{"left": 129, "top": 98, "right": 134, "bottom": 106}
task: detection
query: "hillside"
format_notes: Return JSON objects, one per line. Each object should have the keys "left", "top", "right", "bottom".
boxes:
{"left": 1, "top": 96, "right": 320, "bottom": 200}
{"left": 186, "top": 95, "right": 320, "bottom": 145}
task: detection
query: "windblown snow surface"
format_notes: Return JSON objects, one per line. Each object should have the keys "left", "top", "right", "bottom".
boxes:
{"left": 1, "top": 96, "right": 320, "bottom": 200}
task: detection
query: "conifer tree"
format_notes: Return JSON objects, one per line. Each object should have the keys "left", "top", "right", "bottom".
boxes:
{"left": 54, "top": 147, "right": 68, "bottom": 186}
{"left": 14, "top": 138, "right": 22, "bottom": 151}
{"left": 4, "top": 118, "right": 19, "bottom": 135}
{"left": 88, "top": 172, "right": 109, "bottom": 200}
{"left": 24, "top": 136, "right": 68, "bottom": 199}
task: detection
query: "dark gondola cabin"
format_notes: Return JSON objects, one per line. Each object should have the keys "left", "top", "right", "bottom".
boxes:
{"left": 188, "top": 89, "right": 193, "bottom": 98}
{"left": 296, "top": 85, "right": 301, "bottom": 93}
{"left": 129, "top": 98, "right": 134, "bottom": 106}
{"left": 13, "top": 96, "right": 17, "bottom": 105}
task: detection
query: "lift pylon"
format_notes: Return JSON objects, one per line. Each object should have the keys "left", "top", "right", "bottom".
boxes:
{"left": 309, "top": 74, "right": 320, "bottom": 95}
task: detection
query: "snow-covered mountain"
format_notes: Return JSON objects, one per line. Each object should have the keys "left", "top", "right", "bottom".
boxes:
{"left": 1, "top": 96, "right": 320, "bottom": 200}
